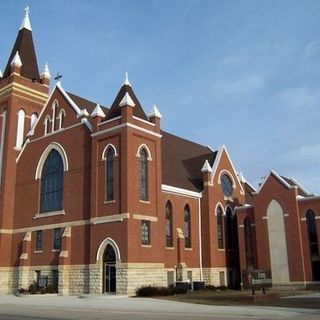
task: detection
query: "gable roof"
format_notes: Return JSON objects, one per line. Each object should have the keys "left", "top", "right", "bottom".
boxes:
{"left": 67, "top": 92, "right": 108, "bottom": 115}
{"left": 161, "top": 131, "right": 217, "bottom": 192}
{"left": 280, "top": 175, "right": 313, "bottom": 197}
{"left": 2, "top": 27, "right": 40, "bottom": 82}
{"left": 254, "top": 170, "right": 296, "bottom": 195}
{"left": 105, "top": 84, "right": 148, "bottom": 121}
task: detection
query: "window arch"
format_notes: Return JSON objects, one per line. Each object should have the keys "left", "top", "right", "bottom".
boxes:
{"left": 58, "top": 109, "right": 66, "bottom": 129}
{"left": 106, "top": 147, "right": 115, "bottom": 201}
{"left": 40, "top": 149, "right": 64, "bottom": 213}
{"left": 306, "top": 210, "right": 320, "bottom": 281}
{"left": 35, "top": 142, "right": 68, "bottom": 180}
{"left": 16, "top": 109, "right": 25, "bottom": 149}
{"left": 44, "top": 115, "right": 50, "bottom": 135}
{"left": 184, "top": 205, "right": 191, "bottom": 248}
{"left": 244, "top": 218, "right": 254, "bottom": 270}
{"left": 217, "top": 205, "right": 224, "bottom": 249}
{"left": 221, "top": 174, "right": 233, "bottom": 197}
{"left": 166, "top": 201, "right": 173, "bottom": 247}
{"left": 30, "top": 113, "right": 38, "bottom": 130}
{"left": 52, "top": 100, "right": 58, "bottom": 132}
{"left": 139, "top": 148, "right": 148, "bottom": 200}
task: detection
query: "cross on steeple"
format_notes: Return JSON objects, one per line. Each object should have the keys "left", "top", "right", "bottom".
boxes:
{"left": 54, "top": 72, "right": 62, "bottom": 82}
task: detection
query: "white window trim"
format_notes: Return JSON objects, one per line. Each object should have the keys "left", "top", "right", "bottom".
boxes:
{"left": 101, "top": 143, "right": 118, "bottom": 159}
{"left": 136, "top": 144, "right": 152, "bottom": 160}
{"left": 218, "top": 169, "right": 237, "bottom": 188}
{"left": 58, "top": 109, "right": 66, "bottom": 130}
{"left": 35, "top": 142, "right": 69, "bottom": 180}
{"left": 15, "top": 109, "right": 25, "bottom": 150}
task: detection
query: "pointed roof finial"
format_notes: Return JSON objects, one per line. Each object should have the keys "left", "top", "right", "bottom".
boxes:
{"left": 40, "top": 63, "right": 51, "bottom": 79}
{"left": 148, "top": 104, "right": 162, "bottom": 119}
{"left": 119, "top": 92, "right": 135, "bottom": 107}
{"left": 10, "top": 51, "right": 22, "bottom": 67}
{"left": 20, "top": 6, "right": 32, "bottom": 31}
{"left": 124, "top": 72, "right": 131, "bottom": 86}
{"left": 91, "top": 104, "right": 106, "bottom": 118}
{"left": 201, "top": 160, "right": 213, "bottom": 173}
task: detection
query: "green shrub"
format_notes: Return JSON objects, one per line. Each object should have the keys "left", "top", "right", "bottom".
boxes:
{"left": 217, "top": 285, "right": 227, "bottom": 290}
{"left": 46, "top": 285, "right": 56, "bottom": 294}
{"left": 205, "top": 285, "right": 217, "bottom": 291}
{"left": 28, "top": 283, "right": 37, "bottom": 294}
{"left": 18, "top": 288, "right": 27, "bottom": 294}
{"left": 136, "top": 285, "right": 189, "bottom": 297}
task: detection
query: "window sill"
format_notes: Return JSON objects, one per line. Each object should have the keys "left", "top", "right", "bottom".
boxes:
{"left": 166, "top": 246, "right": 174, "bottom": 250}
{"left": 142, "top": 244, "right": 152, "bottom": 248}
{"left": 218, "top": 248, "right": 225, "bottom": 251}
{"left": 34, "top": 250, "right": 42, "bottom": 254}
{"left": 104, "top": 200, "right": 115, "bottom": 204}
{"left": 139, "top": 200, "right": 150, "bottom": 204}
{"left": 52, "top": 249, "right": 61, "bottom": 253}
{"left": 33, "top": 210, "right": 65, "bottom": 219}
{"left": 185, "top": 247, "right": 193, "bottom": 251}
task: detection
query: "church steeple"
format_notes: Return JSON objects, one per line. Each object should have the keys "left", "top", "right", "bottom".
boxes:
{"left": 2, "top": 7, "right": 40, "bottom": 82}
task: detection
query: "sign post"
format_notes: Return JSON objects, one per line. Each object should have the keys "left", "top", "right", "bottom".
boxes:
{"left": 242, "top": 270, "right": 272, "bottom": 295}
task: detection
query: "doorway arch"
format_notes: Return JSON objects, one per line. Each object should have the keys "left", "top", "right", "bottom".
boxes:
{"left": 96, "top": 238, "right": 120, "bottom": 294}
{"left": 103, "top": 244, "right": 116, "bottom": 293}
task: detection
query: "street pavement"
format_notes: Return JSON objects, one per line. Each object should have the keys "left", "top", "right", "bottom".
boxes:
{"left": 0, "top": 294, "right": 319, "bottom": 320}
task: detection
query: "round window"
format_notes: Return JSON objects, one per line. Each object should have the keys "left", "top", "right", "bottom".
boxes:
{"left": 221, "top": 174, "right": 233, "bottom": 197}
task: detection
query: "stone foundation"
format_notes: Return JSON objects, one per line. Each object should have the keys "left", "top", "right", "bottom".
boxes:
{"left": 202, "top": 267, "right": 228, "bottom": 286}
{"left": 0, "top": 264, "right": 204, "bottom": 296}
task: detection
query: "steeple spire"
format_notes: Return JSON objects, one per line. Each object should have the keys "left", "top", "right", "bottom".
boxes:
{"left": 19, "top": 6, "right": 32, "bottom": 31}
{"left": 2, "top": 7, "right": 40, "bottom": 82}
{"left": 123, "top": 72, "right": 131, "bottom": 86}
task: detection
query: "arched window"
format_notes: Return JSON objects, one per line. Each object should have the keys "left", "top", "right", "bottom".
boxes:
{"left": 221, "top": 174, "right": 233, "bottom": 197}
{"left": 30, "top": 113, "right": 38, "bottom": 130}
{"left": 58, "top": 110, "right": 65, "bottom": 129}
{"left": 40, "top": 149, "right": 64, "bottom": 213}
{"left": 16, "top": 109, "right": 25, "bottom": 149}
{"left": 184, "top": 205, "right": 191, "bottom": 248}
{"left": 141, "top": 220, "right": 150, "bottom": 245}
{"left": 226, "top": 207, "right": 235, "bottom": 250}
{"left": 217, "top": 206, "right": 224, "bottom": 249}
{"left": 306, "top": 210, "right": 320, "bottom": 281}
{"left": 52, "top": 101, "right": 58, "bottom": 132}
{"left": 140, "top": 148, "right": 148, "bottom": 200}
{"left": 166, "top": 201, "right": 173, "bottom": 247}
{"left": 106, "top": 147, "right": 115, "bottom": 201}
{"left": 44, "top": 116, "right": 50, "bottom": 135}
{"left": 244, "top": 218, "right": 254, "bottom": 270}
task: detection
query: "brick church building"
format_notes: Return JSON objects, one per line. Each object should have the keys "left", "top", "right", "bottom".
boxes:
{"left": 0, "top": 8, "right": 319, "bottom": 295}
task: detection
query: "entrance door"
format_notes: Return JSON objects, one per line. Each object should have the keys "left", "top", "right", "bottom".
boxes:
{"left": 103, "top": 244, "right": 116, "bottom": 293}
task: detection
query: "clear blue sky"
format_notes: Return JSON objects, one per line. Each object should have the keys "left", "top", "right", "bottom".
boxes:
{"left": 1, "top": 1, "right": 320, "bottom": 194}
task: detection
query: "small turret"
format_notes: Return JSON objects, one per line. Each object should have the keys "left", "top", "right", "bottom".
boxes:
{"left": 148, "top": 104, "right": 162, "bottom": 133}
{"left": 201, "top": 160, "right": 213, "bottom": 187}
{"left": 40, "top": 63, "right": 51, "bottom": 86}
{"left": 10, "top": 51, "right": 22, "bottom": 75}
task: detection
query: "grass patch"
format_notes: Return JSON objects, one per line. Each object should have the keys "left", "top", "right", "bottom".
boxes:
{"left": 157, "top": 289, "right": 320, "bottom": 309}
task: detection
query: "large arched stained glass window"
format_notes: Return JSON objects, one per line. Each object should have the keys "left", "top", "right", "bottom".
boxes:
{"left": 140, "top": 148, "right": 148, "bottom": 200}
{"left": 40, "top": 149, "right": 64, "bottom": 213}
{"left": 106, "top": 147, "right": 115, "bottom": 201}
{"left": 166, "top": 201, "right": 173, "bottom": 247}
{"left": 184, "top": 205, "right": 191, "bottom": 248}
{"left": 217, "top": 206, "right": 224, "bottom": 249}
